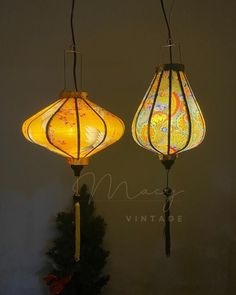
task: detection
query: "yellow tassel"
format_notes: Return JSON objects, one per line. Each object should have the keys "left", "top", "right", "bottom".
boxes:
{"left": 75, "top": 201, "right": 80, "bottom": 261}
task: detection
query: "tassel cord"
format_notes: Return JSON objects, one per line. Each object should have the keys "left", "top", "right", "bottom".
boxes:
{"left": 72, "top": 165, "right": 84, "bottom": 262}
{"left": 163, "top": 168, "right": 172, "bottom": 257}
{"left": 164, "top": 196, "right": 171, "bottom": 256}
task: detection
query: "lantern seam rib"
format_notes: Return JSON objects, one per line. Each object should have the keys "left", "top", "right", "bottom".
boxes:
{"left": 81, "top": 98, "right": 108, "bottom": 158}
{"left": 74, "top": 98, "right": 80, "bottom": 159}
{"left": 147, "top": 70, "right": 165, "bottom": 155}
{"left": 134, "top": 73, "right": 157, "bottom": 147}
{"left": 45, "top": 98, "right": 74, "bottom": 158}
{"left": 134, "top": 72, "right": 159, "bottom": 151}
{"left": 167, "top": 69, "right": 172, "bottom": 155}
{"left": 176, "top": 71, "right": 192, "bottom": 152}
{"left": 25, "top": 100, "right": 61, "bottom": 143}
{"left": 184, "top": 73, "right": 206, "bottom": 144}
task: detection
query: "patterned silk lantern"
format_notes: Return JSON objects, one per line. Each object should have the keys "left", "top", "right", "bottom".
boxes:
{"left": 132, "top": 63, "right": 205, "bottom": 158}
{"left": 22, "top": 85, "right": 124, "bottom": 264}
{"left": 22, "top": 91, "right": 124, "bottom": 166}
{"left": 22, "top": 0, "right": 125, "bottom": 262}
{"left": 132, "top": 0, "right": 206, "bottom": 256}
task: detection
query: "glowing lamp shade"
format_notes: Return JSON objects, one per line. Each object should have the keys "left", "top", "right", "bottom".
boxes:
{"left": 132, "top": 64, "right": 206, "bottom": 157}
{"left": 22, "top": 91, "right": 125, "bottom": 165}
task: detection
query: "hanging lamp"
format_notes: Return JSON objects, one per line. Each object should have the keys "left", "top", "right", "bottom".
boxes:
{"left": 131, "top": 0, "right": 206, "bottom": 256}
{"left": 22, "top": 0, "right": 125, "bottom": 261}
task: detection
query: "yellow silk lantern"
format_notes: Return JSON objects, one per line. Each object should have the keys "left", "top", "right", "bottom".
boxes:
{"left": 22, "top": 0, "right": 125, "bottom": 262}
{"left": 22, "top": 91, "right": 124, "bottom": 262}
{"left": 131, "top": 0, "right": 206, "bottom": 257}
{"left": 132, "top": 63, "right": 205, "bottom": 158}
{"left": 22, "top": 91, "right": 125, "bottom": 166}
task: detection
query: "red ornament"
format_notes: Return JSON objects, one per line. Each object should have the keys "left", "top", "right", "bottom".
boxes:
{"left": 44, "top": 274, "right": 71, "bottom": 295}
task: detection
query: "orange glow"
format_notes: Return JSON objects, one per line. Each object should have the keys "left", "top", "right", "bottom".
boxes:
{"left": 22, "top": 91, "right": 125, "bottom": 164}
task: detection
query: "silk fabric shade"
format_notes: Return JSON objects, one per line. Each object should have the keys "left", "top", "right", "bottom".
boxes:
{"left": 132, "top": 64, "right": 206, "bottom": 157}
{"left": 22, "top": 91, "right": 125, "bottom": 165}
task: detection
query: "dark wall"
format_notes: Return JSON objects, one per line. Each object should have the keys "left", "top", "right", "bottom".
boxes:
{"left": 0, "top": 0, "right": 235, "bottom": 294}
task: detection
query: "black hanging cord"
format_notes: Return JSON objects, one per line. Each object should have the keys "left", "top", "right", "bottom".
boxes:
{"left": 159, "top": 1, "right": 175, "bottom": 253}
{"left": 168, "top": 0, "right": 175, "bottom": 26}
{"left": 70, "top": 0, "right": 78, "bottom": 91}
{"left": 160, "top": 0, "right": 173, "bottom": 63}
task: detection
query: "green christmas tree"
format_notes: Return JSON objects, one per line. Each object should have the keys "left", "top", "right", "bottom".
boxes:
{"left": 44, "top": 184, "right": 110, "bottom": 295}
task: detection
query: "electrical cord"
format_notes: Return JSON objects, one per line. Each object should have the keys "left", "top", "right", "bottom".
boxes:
{"left": 70, "top": 0, "right": 78, "bottom": 91}
{"left": 160, "top": 0, "right": 174, "bottom": 63}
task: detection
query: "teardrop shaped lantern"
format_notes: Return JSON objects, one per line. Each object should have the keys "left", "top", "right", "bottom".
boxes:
{"left": 132, "top": 63, "right": 205, "bottom": 157}
{"left": 132, "top": 0, "right": 206, "bottom": 256}
{"left": 22, "top": 0, "right": 125, "bottom": 262}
